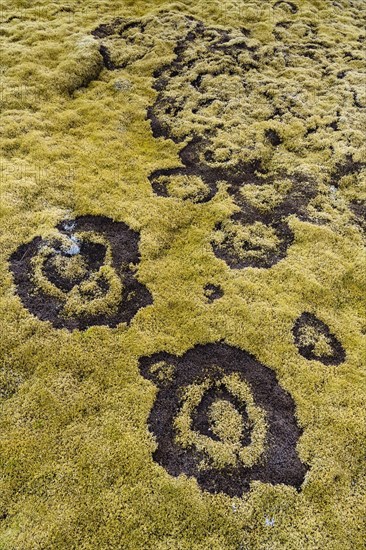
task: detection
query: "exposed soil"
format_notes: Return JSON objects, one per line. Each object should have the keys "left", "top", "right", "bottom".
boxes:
{"left": 139, "top": 343, "right": 308, "bottom": 496}
{"left": 203, "top": 283, "right": 223, "bottom": 303}
{"left": 292, "top": 312, "right": 346, "bottom": 366}
{"left": 265, "top": 128, "right": 282, "bottom": 146}
{"left": 9, "top": 216, "right": 152, "bottom": 330}
{"left": 350, "top": 201, "right": 366, "bottom": 234}
{"left": 213, "top": 166, "right": 317, "bottom": 268}
{"left": 330, "top": 156, "right": 365, "bottom": 188}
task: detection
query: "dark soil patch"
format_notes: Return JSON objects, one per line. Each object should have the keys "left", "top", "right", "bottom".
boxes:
{"left": 292, "top": 312, "right": 346, "bottom": 365}
{"left": 330, "top": 155, "right": 365, "bottom": 187}
{"left": 203, "top": 284, "right": 223, "bottom": 302}
{"left": 9, "top": 216, "right": 152, "bottom": 331}
{"left": 139, "top": 343, "right": 308, "bottom": 496}
{"left": 212, "top": 165, "right": 317, "bottom": 268}
{"left": 350, "top": 201, "right": 366, "bottom": 233}
{"left": 265, "top": 129, "right": 282, "bottom": 146}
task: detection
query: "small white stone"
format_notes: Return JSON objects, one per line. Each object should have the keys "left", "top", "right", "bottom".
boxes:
{"left": 63, "top": 221, "right": 75, "bottom": 231}
{"left": 66, "top": 235, "right": 80, "bottom": 255}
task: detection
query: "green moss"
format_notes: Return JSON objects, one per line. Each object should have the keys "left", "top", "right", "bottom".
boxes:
{"left": 149, "top": 361, "right": 175, "bottom": 383}
{"left": 213, "top": 220, "right": 281, "bottom": 263}
{"left": 155, "top": 174, "right": 211, "bottom": 203}
{"left": 240, "top": 180, "right": 293, "bottom": 213}
{"left": 0, "top": 0, "right": 365, "bottom": 549}
{"left": 62, "top": 265, "right": 123, "bottom": 318}
{"left": 55, "top": 38, "right": 104, "bottom": 95}
{"left": 297, "top": 324, "right": 334, "bottom": 358}
{"left": 175, "top": 373, "right": 267, "bottom": 471}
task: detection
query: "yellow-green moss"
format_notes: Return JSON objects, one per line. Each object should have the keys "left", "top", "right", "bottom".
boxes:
{"left": 240, "top": 180, "right": 293, "bottom": 212}
{"left": 31, "top": 231, "right": 122, "bottom": 318}
{"left": 213, "top": 220, "right": 281, "bottom": 263}
{"left": 62, "top": 265, "right": 123, "bottom": 318}
{"left": 155, "top": 174, "right": 210, "bottom": 203}
{"left": 149, "top": 360, "right": 175, "bottom": 383}
{"left": 174, "top": 374, "right": 266, "bottom": 471}
{"left": 0, "top": 0, "right": 365, "bottom": 549}
{"left": 297, "top": 324, "right": 334, "bottom": 358}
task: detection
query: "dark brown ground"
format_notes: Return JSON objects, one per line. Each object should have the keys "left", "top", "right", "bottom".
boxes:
{"left": 139, "top": 343, "right": 308, "bottom": 496}
{"left": 292, "top": 312, "right": 346, "bottom": 366}
{"left": 330, "top": 157, "right": 366, "bottom": 236}
{"left": 203, "top": 283, "right": 223, "bottom": 303}
{"left": 9, "top": 215, "right": 152, "bottom": 330}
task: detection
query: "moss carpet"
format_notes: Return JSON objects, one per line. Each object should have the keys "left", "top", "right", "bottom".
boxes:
{"left": 0, "top": 1, "right": 365, "bottom": 548}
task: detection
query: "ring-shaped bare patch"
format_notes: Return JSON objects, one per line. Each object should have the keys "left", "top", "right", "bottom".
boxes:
{"left": 293, "top": 312, "right": 346, "bottom": 365}
{"left": 139, "top": 343, "right": 308, "bottom": 496}
{"left": 9, "top": 216, "right": 152, "bottom": 330}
